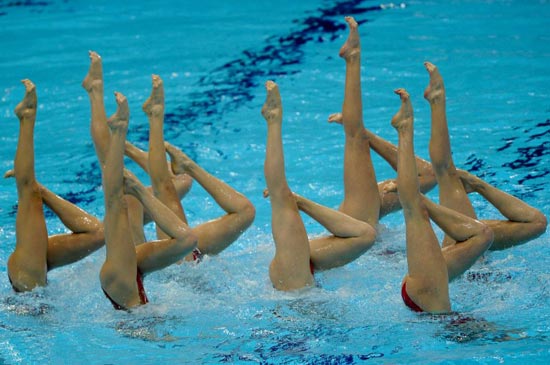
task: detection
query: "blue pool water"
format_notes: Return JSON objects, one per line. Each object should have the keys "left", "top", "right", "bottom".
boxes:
{"left": 1, "top": 0, "right": 549, "bottom": 364}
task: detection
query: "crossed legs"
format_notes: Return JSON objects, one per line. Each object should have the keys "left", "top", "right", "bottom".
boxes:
{"left": 262, "top": 81, "right": 313, "bottom": 291}
{"left": 8, "top": 80, "right": 104, "bottom": 293}
{"left": 99, "top": 92, "right": 197, "bottom": 309}
{"left": 392, "top": 89, "right": 492, "bottom": 313}
{"left": 424, "top": 62, "right": 547, "bottom": 249}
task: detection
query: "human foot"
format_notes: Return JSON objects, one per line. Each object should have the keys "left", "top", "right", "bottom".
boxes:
{"left": 391, "top": 89, "right": 413, "bottom": 130}
{"left": 423, "top": 61, "right": 445, "bottom": 104}
{"left": 457, "top": 169, "right": 483, "bottom": 194}
{"left": 164, "top": 142, "right": 195, "bottom": 175}
{"left": 4, "top": 169, "right": 14, "bottom": 178}
{"left": 82, "top": 51, "right": 103, "bottom": 92}
{"left": 122, "top": 168, "right": 144, "bottom": 196}
{"left": 328, "top": 112, "right": 343, "bottom": 125}
{"left": 142, "top": 74, "right": 164, "bottom": 117}
{"left": 261, "top": 80, "right": 282, "bottom": 125}
{"left": 14, "top": 79, "right": 37, "bottom": 120}
{"left": 107, "top": 92, "right": 129, "bottom": 132}
{"left": 339, "top": 16, "right": 360, "bottom": 60}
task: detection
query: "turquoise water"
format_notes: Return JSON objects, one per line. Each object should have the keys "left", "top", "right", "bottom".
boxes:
{"left": 1, "top": 0, "right": 549, "bottom": 364}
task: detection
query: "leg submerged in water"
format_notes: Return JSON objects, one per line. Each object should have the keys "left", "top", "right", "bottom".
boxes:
{"left": 261, "top": 80, "right": 313, "bottom": 291}
{"left": 8, "top": 79, "right": 48, "bottom": 292}
{"left": 337, "top": 16, "right": 380, "bottom": 228}
{"left": 425, "top": 61, "right": 476, "bottom": 247}
{"left": 392, "top": 88, "right": 451, "bottom": 314}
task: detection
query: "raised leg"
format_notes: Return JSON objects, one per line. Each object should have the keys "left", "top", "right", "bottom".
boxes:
{"left": 125, "top": 139, "right": 192, "bottom": 225}
{"left": 143, "top": 75, "right": 187, "bottom": 239}
{"left": 458, "top": 170, "right": 547, "bottom": 250}
{"left": 425, "top": 61, "right": 476, "bottom": 246}
{"left": 99, "top": 92, "right": 144, "bottom": 309}
{"left": 7, "top": 79, "right": 48, "bottom": 292}
{"left": 83, "top": 51, "right": 110, "bottom": 168}
{"left": 165, "top": 142, "right": 255, "bottom": 256}
{"left": 261, "top": 80, "right": 313, "bottom": 291}
{"left": 392, "top": 88, "right": 450, "bottom": 314}
{"left": 327, "top": 113, "right": 436, "bottom": 219}
{"left": 337, "top": 16, "right": 380, "bottom": 227}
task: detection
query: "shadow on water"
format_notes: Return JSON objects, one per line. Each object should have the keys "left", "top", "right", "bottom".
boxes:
{"left": 0, "top": 0, "right": 52, "bottom": 17}
{"left": 2, "top": 0, "right": 382, "bottom": 212}
{"left": 464, "top": 118, "right": 550, "bottom": 198}
{"left": 431, "top": 313, "right": 529, "bottom": 344}
{"left": 159, "top": 1, "right": 381, "bottom": 142}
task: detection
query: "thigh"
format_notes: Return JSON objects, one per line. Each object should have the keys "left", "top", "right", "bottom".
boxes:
{"left": 269, "top": 196, "right": 313, "bottom": 290}
{"left": 309, "top": 235, "right": 370, "bottom": 270}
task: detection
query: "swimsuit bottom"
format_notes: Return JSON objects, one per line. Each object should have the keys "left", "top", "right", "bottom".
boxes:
{"left": 401, "top": 281, "right": 424, "bottom": 313}
{"left": 103, "top": 269, "right": 149, "bottom": 311}
{"left": 192, "top": 248, "right": 203, "bottom": 262}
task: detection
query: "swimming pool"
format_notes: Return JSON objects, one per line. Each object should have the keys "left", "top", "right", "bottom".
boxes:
{"left": 1, "top": 0, "right": 549, "bottom": 363}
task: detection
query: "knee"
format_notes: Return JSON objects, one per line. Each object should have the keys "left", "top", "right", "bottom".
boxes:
{"left": 358, "top": 223, "right": 377, "bottom": 251}
{"left": 238, "top": 200, "right": 256, "bottom": 227}
{"left": 532, "top": 211, "right": 548, "bottom": 237}
{"left": 175, "top": 230, "right": 198, "bottom": 254}
{"left": 479, "top": 224, "right": 494, "bottom": 251}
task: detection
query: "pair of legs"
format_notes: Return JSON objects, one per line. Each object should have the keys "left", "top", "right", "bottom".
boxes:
{"left": 262, "top": 80, "right": 376, "bottom": 291}
{"left": 328, "top": 18, "right": 435, "bottom": 221}
{"left": 82, "top": 51, "right": 192, "bottom": 246}
{"left": 392, "top": 89, "right": 493, "bottom": 313}
{"left": 262, "top": 18, "right": 378, "bottom": 291}
{"left": 7, "top": 80, "right": 104, "bottom": 292}
{"left": 331, "top": 63, "right": 546, "bottom": 247}
{"left": 99, "top": 92, "right": 197, "bottom": 309}
{"left": 84, "top": 52, "right": 254, "bottom": 260}
{"left": 328, "top": 114, "right": 437, "bottom": 219}
{"left": 126, "top": 74, "right": 255, "bottom": 259}
{"left": 424, "top": 62, "right": 547, "bottom": 249}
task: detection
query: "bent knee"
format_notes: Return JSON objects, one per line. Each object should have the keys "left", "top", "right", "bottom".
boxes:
{"left": 478, "top": 224, "right": 494, "bottom": 251}
{"left": 532, "top": 212, "right": 548, "bottom": 236}
{"left": 238, "top": 201, "right": 256, "bottom": 227}
{"left": 175, "top": 231, "right": 198, "bottom": 254}
{"left": 359, "top": 224, "right": 377, "bottom": 249}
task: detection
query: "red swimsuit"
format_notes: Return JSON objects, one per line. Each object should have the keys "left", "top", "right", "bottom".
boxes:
{"left": 401, "top": 281, "right": 423, "bottom": 313}
{"left": 103, "top": 270, "right": 149, "bottom": 311}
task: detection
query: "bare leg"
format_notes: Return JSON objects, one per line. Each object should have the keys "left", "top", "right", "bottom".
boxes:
{"left": 328, "top": 112, "right": 436, "bottom": 218}
{"left": 165, "top": 142, "right": 255, "bottom": 257}
{"left": 125, "top": 140, "right": 192, "bottom": 224}
{"left": 83, "top": 51, "right": 110, "bottom": 168}
{"left": 38, "top": 184, "right": 104, "bottom": 270}
{"left": 425, "top": 61, "right": 476, "bottom": 246}
{"left": 294, "top": 193, "right": 375, "bottom": 270}
{"left": 458, "top": 171, "right": 547, "bottom": 250}
{"left": 392, "top": 88, "right": 450, "bottom": 314}
{"left": 261, "top": 80, "right": 313, "bottom": 291}
{"left": 337, "top": 16, "right": 380, "bottom": 227}
{"left": 366, "top": 128, "right": 436, "bottom": 218}
{"left": 100, "top": 92, "right": 144, "bottom": 309}
{"left": 143, "top": 75, "right": 187, "bottom": 240}
{"left": 124, "top": 169, "right": 197, "bottom": 274}
{"left": 420, "top": 196, "right": 493, "bottom": 281}
{"left": 7, "top": 79, "right": 48, "bottom": 292}
{"left": 82, "top": 51, "right": 146, "bottom": 246}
